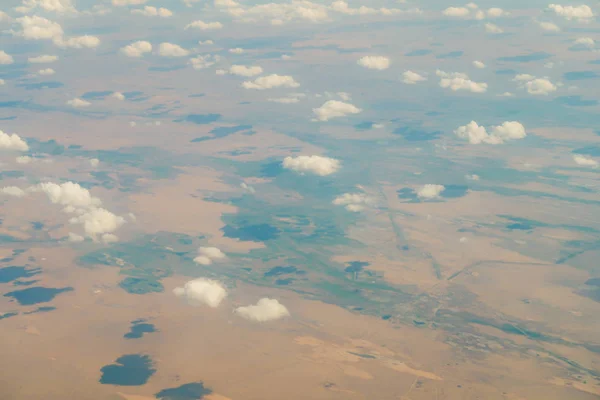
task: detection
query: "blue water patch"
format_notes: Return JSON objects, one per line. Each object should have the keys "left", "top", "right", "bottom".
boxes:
{"left": 436, "top": 51, "right": 463, "bottom": 59}
{"left": 17, "top": 81, "right": 64, "bottom": 90}
{"left": 123, "top": 91, "right": 148, "bottom": 102}
{"left": 405, "top": 49, "right": 432, "bottom": 57}
{"left": 590, "top": 59, "right": 600, "bottom": 65}
{"left": 260, "top": 161, "right": 285, "bottom": 177}
{"left": 0, "top": 312, "right": 18, "bottom": 320}
{"left": 556, "top": 96, "right": 598, "bottom": 107}
{"left": 563, "top": 71, "right": 599, "bottom": 80}
{"left": 354, "top": 121, "right": 374, "bottom": 130}
{"left": 0, "top": 101, "right": 22, "bottom": 108}
{"left": 573, "top": 145, "right": 600, "bottom": 157}
{"left": 81, "top": 91, "right": 113, "bottom": 100}
{"left": 99, "top": 354, "right": 156, "bottom": 386}
{"left": 24, "top": 306, "right": 56, "bottom": 314}
{"left": 4, "top": 287, "right": 73, "bottom": 305}
{"left": 119, "top": 277, "right": 164, "bottom": 295}
{"left": 344, "top": 261, "right": 369, "bottom": 273}
{"left": 393, "top": 126, "right": 442, "bottom": 141}
{"left": 155, "top": 382, "right": 212, "bottom": 400}
{"left": 497, "top": 52, "right": 551, "bottom": 63}
{"left": 443, "top": 185, "right": 469, "bottom": 198}
{"left": 0, "top": 266, "right": 42, "bottom": 283}
{"left": 222, "top": 223, "right": 280, "bottom": 242}
{"left": 124, "top": 319, "right": 156, "bottom": 339}
{"left": 177, "top": 114, "right": 221, "bottom": 125}
{"left": 210, "top": 125, "right": 253, "bottom": 138}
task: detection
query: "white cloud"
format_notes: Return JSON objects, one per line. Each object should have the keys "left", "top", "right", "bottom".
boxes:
{"left": 68, "top": 232, "right": 85, "bottom": 242}
{"left": 357, "top": 55, "right": 390, "bottom": 70}
{"left": 436, "top": 70, "right": 487, "bottom": 93}
{"left": 28, "top": 54, "right": 58, "bottom": 63}
{"left": 193, "top": 246, "right": 226, "bottom": 265}
{"left": 454, "top": 121, "right": 526, "bottom": 144}
{"left": 215, "top": 0, "right": 330, "bottom": 25}
{"left": 443, "top": 7, "right": 470, "bottom": 17}
{"left": 268, "top": 93, "right": 306, "bottom": 103}
{"left": 487, "top": 7, "right": 508, "bottom": 17}
{"left": 573, "top": 154, "right": 598, "bottom": 167}
{"left": 66, "top": 98, "right": 91, "bottom": 108}
{"left": 548, "top": 4, "right": 594, "bottom": 22}
{"left": 332, "top": 192, "right": 373, "bottom": 212}
{"left": 185, "top": 20, "right": 223, "bottom": 30}
{"left": 37, "top": 181, "right": 101, "bottom": 209}
{"left": 465, "top": 174, "right": 480, "bottom": 181}
{"left": 485, "top": 23, "right": 503, "bottom": 33}
{"left": 112, "top": 0, "right": 147, "bottom": 5}
{"left": 158, "top": 42, "right": 189, "bottom": 57}
{"left": 121, "top": 41, "right": 152, "bottom": 57}
{"left": 0, "top": 186, "right": 26, "bottom": 197}
{"left": 111, "top": 92, "right": 125, "bottom": 101}
{"left": 15, "top": 16, "right": 63, "bottom": 40}
{"left": 54, "top": 35, "right": 100, "bottom": 49}
{"left": 131, "top": 6, "right": 172, "bottom": 17}
{"left": 235, "top": 298, "right": 290, "bottom": 322}
{"left": 0, "top": 79, "right": 4, "bottom": 86}
{"left": 538, "top": 21, "right": 560, "bottom": 31}
{"left": 574, "top": 36, "right": 595, "bottom": 48}
{"left": 16, "top": 155, "right": 32, "bottom": 164}
{"left": 473, "top": 60, "right": 485, "bottom": 69}
{"left": 0, "top": 51, "right": 14, "bottom": 65}
{"left": 16, "top": 0, "right": 77, "bottom": 14}
{"left": 0, "top": 130, "right": 29, "bottom": 151}
{"left": 198, "top": 40, "right": 214, "bottom": 45}
{"left": 229, "top": 47, "right": 244, "bottom": 54}
{"left": 517, "top": 77, "right": 557, "bottom": 95}
{"left": 0, "top": 11, "right": 11, "bottom": 21}
{"left": 417, "top": 184, "right": 445, "bottom": 200}
{"left": 229, "top": 65, "right": 263, "bottom": 77}
{"left": 190, "top": 54, "right": 220, "bottom": 69}
{"left": 331, "top": 0, "right": 420, "bottom": 16}
{"left": 69, "top": 208, "right": 125, "bottom": 239}
{"left": 283, "top": 155, "right": 341, "bottom": 176}
{"left": 38, "top": 68, "right": 55, "bottom": 75}
{"left": 313, "top": 100, "right": 361, "bottom": 121}
{"left": 89, "top": 158, "right": 100, "bottom": 167}
{"left": 173, "top": 278, "right": 227, "bottom": 308}
{"left": 242, "top": 74, "right": 300, "bottom": 89}
{"left": 402, "top": 70, "right": 427, "bottom": 84}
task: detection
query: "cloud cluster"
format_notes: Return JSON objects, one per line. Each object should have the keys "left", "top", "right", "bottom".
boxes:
{"left": 357, "top": 56, "right": 390, "bottom": 70}
{"left": 190, "top": 54, "right": 221, "bottom": 69}
{"left": 283, "top": 155, "right": 341, "bottom": 176}
{"left": 173, "top": 278, "right": 227, "bottom": 307}
{"left": 131, "top": 6, "right": 172, "bottom": 17}
{"left": 235, "top": 298, "right": 290, "bottom": 322}
{"left": 158, "top": 42, "right": 189, "bottom": 57}
{"left": 436, "top": 70, "right": 487, "bottom": 93}
{"left": 242, "top": 74, "right": 300, "bottom": 89}
{"left": 442, "top": 4, "right": 507, "bottom": 20}
{"left": 313, "top": 100, "right": 361, "bottom": 121}
{"left": 416, "top": 184, "right": 445, "bottom": 200}
{"left": 513, "top": 74, "right": 557, "bottom": 95}
{"left": 332, "top": 192, "right": 374, "bottom": 212}
{"left": 548, "top": 4, "right": 594, "bottom": 22}
{"left": 402, "top": 70, "right": 427, "bottom": 84}
{"left": 229, "top": 65, "right": 263, "bottom": 77}
{"left": 13, "top": 16, "right": 100, "bottom": 49}
{"left": 0, "top": 130, "right": 29, "bottom": 151}
{"left": 185, "top": 20, "right": 223, "bottom": 30}
{"left": 15, "top": 0, "right": 77, "bottom": 14}
{"left": 121, "top": 40, "right": 152, "bottom": 57}
{"left": 194, "top": 246, "right": 226, "bottom": 265}
{"left": 454, "top": 121, "right": 526, "bottom": 144}
{"left": 331, "top": 0, "right": 421, "bottom": 16}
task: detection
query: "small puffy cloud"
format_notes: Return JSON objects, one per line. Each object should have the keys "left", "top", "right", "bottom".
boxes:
{"left": 215, "top": 0, "right": 330, "bottom": 24}
{"left": 436, "top": 70, "right": 487, "bottom": 93}
{"left": 443, "top": 6, "right": 470, "bottom": 17}
{"left": 28, "top": 54, "right": 58, "bottom": 63}
{"left": 229, "top": 65, "right": 263, "bottom": 77}
{"left": 112, "top": 0, "right": 147, "bottom": 5}
{"left": 538, "top": 21, "right": 560, "bottom": 31}
{"left": 402, "top": 70, "right": 427, "bottom": 84}
{"left": 189, "top": 54, "right": 220, "bottom": 69}
{"left": 173, "top": 278, "right": 227, "bottom": 308}
{"left": 0, "top": 186, "right": 26, "bottom": 197}
{"left": 198, "top": 40, "right": 214, "bottom": 45}
{"left": 68, "top": 232, "right": 85, "bottom": 242}
{"left": 67, "top": 98, "right": 91, "bottom": 108}
{"left": 454, "top": 120, "right": 526, "bottom": 144}
{"left": 69, "top": 208, "right": 125, "bottom": 239}
{"left": 487, "top": 7, "right": 508, "bottom": 17}
{"left": 242, "top": 74, "right": 299, "bottom": 89}
{"left": 268, "top": 93, "right": 306, "bottom": 104}
{"left": 515, "top": 75, "right": 557, "bottom": 95}
{"left": 357, "top": 56, "right": 390, "bottom": 70}
{"left": 0, "top": 79, "right": 4, "bottom": 85}
{"left": 548, "top": 4, "right": 594, "bottom": 22}
{"left": 417, "top": 184, "right": 445, "bottom": 200}
{"left": 485, "top": 23, "right": 503, "bottom": 33}
{"left": 120, "top": 41, "right": 152, "bottom": 57}
{"left": 89, "top": 158, "right": 100, "bottom": 167}
{"left": 15, "top": 16, "right": 63, "bottom": 40}
{"left": 0, "top": 51, "right": 14, "bottom": 65}
{"left": 331, "top": 0, "right": 420, "bottom": 16}
{"left": 229, "top": 47, "right": 244, "bottom": 54}
{"left": 37, "top": 181, "right": 101, "bottom": 208}
{"left": 158, "top": 42, "right": 189, "bottom": 57}
{"left": 473, "top": 60, "right": 485, "bottom": 69}
{"left": 465, "top": 174, "right": 480, "bottom": 181}
{"left": 513, "top": 73, "right": 535, "bottom": 81}
{"left": 573, "top": 154, "right": 598, "bottom": 167}
{"left": 54, "top": 35, "right": 100, "bottom": 49}
{"left": 15, "top": 0, "right": 77, "bottom": 14}
{"left": 0, "top": 130, "right": 29, "bottom": 151}
{"left": 235, "top": 298, "right": 290, "bottom": 322}
{"left": 313, "top": 100, "right": 361, "bottom": 121}
{"left": 573, "top": 36, "right": 595, "bottom": 49}
{"left": 111, "top": 92, "right": 125, "bottom": 101}
{"left": 131, "top": 6, "right": 172, "bottom": 17}
{"left": 38, "top": 68, "right": 55, "bottom": 75}
{"left": 16, "top": 155, "right": 32, "bottom": 164}
{"left": 185, "top": 20, "right": 223, "bottom": 30}
{"left": 193, "top": 246, "right": 226, "bottom": 265}
{"left": 332, "top": 193, "right": 373, "bottom": 212}
{"left": 283, "top": 155, "right": 341, "bottom": 176}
